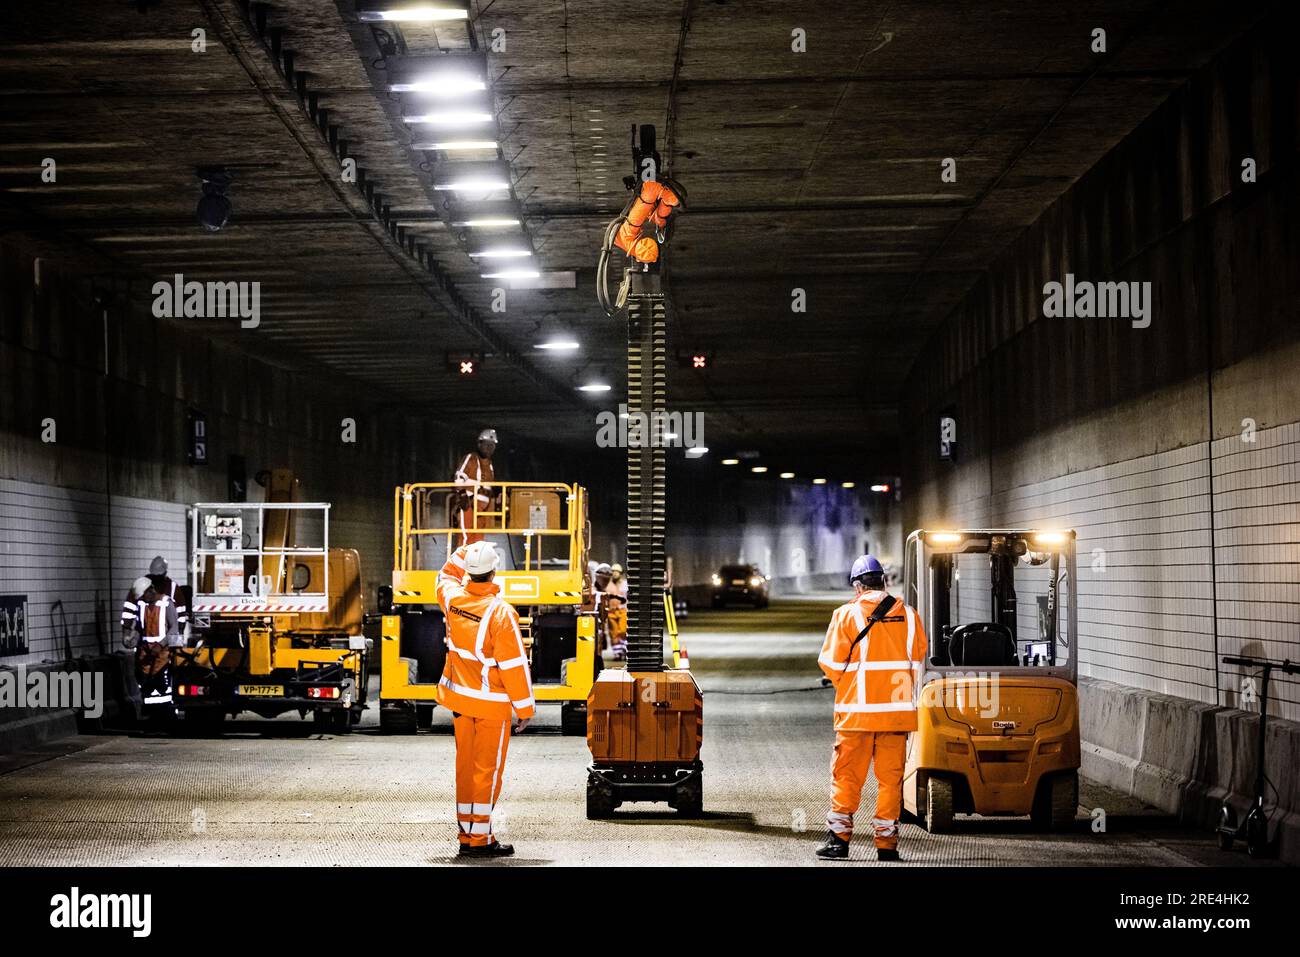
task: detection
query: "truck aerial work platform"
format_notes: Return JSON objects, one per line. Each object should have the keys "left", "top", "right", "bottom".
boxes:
{"left": 172, "top": 469, "right": 370, "bottom": 734}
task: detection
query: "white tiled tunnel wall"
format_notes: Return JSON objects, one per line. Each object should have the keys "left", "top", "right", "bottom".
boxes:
{"left": 942, "top": 422, "right": 1300, "bottom": 722}
{"left": 0, "top": 477, "right": 186, "bottom": 666}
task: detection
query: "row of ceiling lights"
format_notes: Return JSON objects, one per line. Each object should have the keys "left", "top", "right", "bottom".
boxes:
{"left": 362, "top": 2, "right": 610, "bottom": 390}
{"left": 716, "top": 457, "right": 890, "bottom": 491}
{"left": 369, "top": 2, "right": 537, "bottom": 281}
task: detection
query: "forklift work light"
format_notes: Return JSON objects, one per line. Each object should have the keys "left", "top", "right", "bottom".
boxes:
{"left": 930, "top": 532, "right": 962, "bottom": 544}
{"left": 1032, "top": 531, "right": 1068, "bottom": 546}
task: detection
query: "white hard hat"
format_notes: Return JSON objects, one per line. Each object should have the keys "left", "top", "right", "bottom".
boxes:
{"left": 463, "top": 541, "right": 500, "bottom": 575}
{"left": 478, "top": 428, "right": 498, "bottom": 444}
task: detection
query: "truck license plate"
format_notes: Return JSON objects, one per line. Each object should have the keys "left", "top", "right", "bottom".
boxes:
{"left": 237, "top": 684, "right": 284, "bottom": 697}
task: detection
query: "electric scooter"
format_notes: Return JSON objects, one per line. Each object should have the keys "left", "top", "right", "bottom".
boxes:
{"left": 1216, "top": 654, "right": 1299, "bottom": 858}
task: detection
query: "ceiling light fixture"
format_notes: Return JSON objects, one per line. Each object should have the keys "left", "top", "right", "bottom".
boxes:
{"left": 357, "top": 3, "right": 470, "bottom": 23}
{"left": 451, "top": 217, "right": 520, "bottom": 227}
{"left": 413, "top": 140, "right": 499, "bottom": 151}
{"left": 403, "top": 111, "right": 493, "bottom": 125}
{"left": 577, "top": 382, "right": 611, "bottom": 393}
{"left": 535, "top": 339, "right": 580, "bottom": 351}
{"left": 468, "top": 248, "right": 532, "bottom": 258}
{"left": 434, "top": 179, "right": 509, "bottom": 192}
{"left": 390, "top": 77, "right": 486, "bottom": 95}
{"left": 480, "top": 269, "right": 540, "bottom": 279}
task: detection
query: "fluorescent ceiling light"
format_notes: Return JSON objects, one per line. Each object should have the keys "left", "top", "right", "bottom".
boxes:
{"left": 403, "top": 111, "right": 493, "bottom": 125}
{"left": 535, "top": 339, "right": 580, "bottom": 351}
{"left": 469, "top": 248, "right": 532, "bottom": 258}
{"left": 812, "top": 478, "right": 827, "bottom": 485}
{"left": 686, "top": 447, "right": 708, "bottom": 457}
{"left": 780, "top": 472, "right": 794, "bottom": 479}
{"left": 870, "top": 484, "right": 890, "bottom": 493}
{"left": 664, "top": 432, "right": 679, "bottom": 441}
{"left": 842, "top": 481, "right": 855, "bottom": 488}
{"left": 577, "top": 383, "right": 611, "bottom": 393}
{"left": 751, "top": 466, "right": 768, "bottom": 474}
{"left": 452, "top": 217, "right": 520, "bottom": 227}
{"left": 435, "top": 179, "right": 509, "bottom": 191}
{"left": 722, "top": 458, "right": 739, "bottom": 466}
{"left": 390, "top": 78, "right": 486, "bottom": 94}
{"left": 358, "top": 6, "right": 469, "bottom": 23}
{"left": 414, "top": 140, "right": 499, "bottom": 151}
{"left": 481, "top": 269, "right": 540, "bottom": 279}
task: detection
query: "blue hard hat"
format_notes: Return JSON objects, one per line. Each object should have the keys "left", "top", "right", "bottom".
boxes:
{"left": 849, "top": 554, "right": 884, "bottom": 584}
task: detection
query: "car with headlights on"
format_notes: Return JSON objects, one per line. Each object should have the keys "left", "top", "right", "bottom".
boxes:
{"left": 711, "top": 564, "right": 770, "bottom": 608}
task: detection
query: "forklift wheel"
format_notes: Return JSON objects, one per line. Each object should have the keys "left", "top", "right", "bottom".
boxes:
{"left": 1031, "top": 771, "right": 1078, "bottom": 831}
{"left": 586, "top": 773, "right": 618, "bottom": 819}
{"left": 560, "top": 701, "right": 587, "bottom": 737}
{"left": 922, "top": 774, "right": 954, "bottom": 833}
{"left": 416, "top": 704, "right": 436, "bottom": 730}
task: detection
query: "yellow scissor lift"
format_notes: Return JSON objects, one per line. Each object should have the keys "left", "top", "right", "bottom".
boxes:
{"left": 379, "top": 480, "right": 597, "bottom": 734}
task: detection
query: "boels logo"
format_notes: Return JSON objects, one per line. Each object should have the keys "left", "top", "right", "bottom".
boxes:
{"left": 992, "top": 720, "right": 1018, "bottom": 730}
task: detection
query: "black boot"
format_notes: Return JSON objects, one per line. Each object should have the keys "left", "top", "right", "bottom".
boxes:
{"left": 876, "top": 847, "right": 900, "bottom": 862}
{"left": 815, "top": 832, "right": 850, "bottom": 860}
{"left": 458, "top": 840, "right": 515, "bottom": 858}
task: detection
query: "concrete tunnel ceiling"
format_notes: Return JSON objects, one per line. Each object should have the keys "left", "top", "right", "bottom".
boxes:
{"left": 0, "top": 0, "right": 1267, "bottom": 477}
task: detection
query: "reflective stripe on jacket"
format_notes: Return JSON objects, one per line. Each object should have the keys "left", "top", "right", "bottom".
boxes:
{"left": 454, "top": 452, "right": 495, "bottom": 506}
{"left": 818, "top": 591, "right": 928, "bottom": 732}
{"left": 434, "top": 546, "right": 535, "bottom": 721}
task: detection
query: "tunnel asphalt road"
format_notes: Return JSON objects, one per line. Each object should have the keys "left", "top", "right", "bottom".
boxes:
{"left": 0, "top": 598, "right": 1279, "bottom": 867}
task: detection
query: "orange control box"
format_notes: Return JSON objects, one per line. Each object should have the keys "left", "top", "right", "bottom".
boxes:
{"left": 587, "top": 669, "right": 702, "bottom": 764}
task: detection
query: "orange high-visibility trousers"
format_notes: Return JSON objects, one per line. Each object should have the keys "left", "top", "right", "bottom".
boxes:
{"left": 453, "top": 714, "right": 511, "bottom": 847}
{"left": 828, "top": 730, "right": 907, "bottom": 849}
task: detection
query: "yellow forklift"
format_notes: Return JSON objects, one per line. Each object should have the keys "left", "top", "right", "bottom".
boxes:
{"left": 377, "top": 480, "right": 597, "bottom": 734}
{"left": 901, "top": 528, "right": 1081, "bottom": 831}
{"left": 172, "top": 469, "right": 370, "bottom": 733}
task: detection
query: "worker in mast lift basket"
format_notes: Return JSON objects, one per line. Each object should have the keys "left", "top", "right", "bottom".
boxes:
{"left": 434, "top": 540, "right": 535, "bottom": 858}
{"left": 816, "top": 555, "right": 928, "bottom": 862}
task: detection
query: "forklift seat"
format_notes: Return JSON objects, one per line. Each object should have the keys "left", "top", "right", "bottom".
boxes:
{"left": 948, "top": 623, "right": 1018, "bottom": 667}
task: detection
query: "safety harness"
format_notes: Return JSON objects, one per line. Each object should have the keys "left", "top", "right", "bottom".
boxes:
{"left": 838, "top": 594, "right": 898, "bottom": 672}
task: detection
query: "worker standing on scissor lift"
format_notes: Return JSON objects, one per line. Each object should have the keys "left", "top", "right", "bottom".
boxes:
{"left": 816, "top": 555, "right": 928, "bottom": 862}
{"left": 451, "top": 428, "right": 499, "bottom": 547}
{"left": 434, "top": 540, "right": 535, "bottom": 857}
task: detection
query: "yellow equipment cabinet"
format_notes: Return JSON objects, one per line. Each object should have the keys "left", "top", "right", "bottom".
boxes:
{"left": 379, "top": 480, "right": 596, "bottom": 734}
{"left": 901, "top": 529, "right": 1081, "bottom": 831}
{"left": 172, "top": 485, "right": 370, "bottom": 734}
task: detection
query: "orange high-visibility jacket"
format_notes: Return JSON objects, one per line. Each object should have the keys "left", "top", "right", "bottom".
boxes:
{"left": 818, "top": 591, "right": 928, "bottom": 732}
{"left": 453, "top": 451, "right": 495, "bottom": 508}
{"left": 434, "top": 546, "right": 535, "bottom": 721}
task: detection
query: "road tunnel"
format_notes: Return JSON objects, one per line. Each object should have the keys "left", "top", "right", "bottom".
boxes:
{"left": 0, "top": 0, "right": 1295, "bottom": 932}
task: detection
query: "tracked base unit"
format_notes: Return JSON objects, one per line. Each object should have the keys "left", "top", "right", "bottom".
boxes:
{"left": 586, "top": 669, "right": 703, "bottom": 818}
